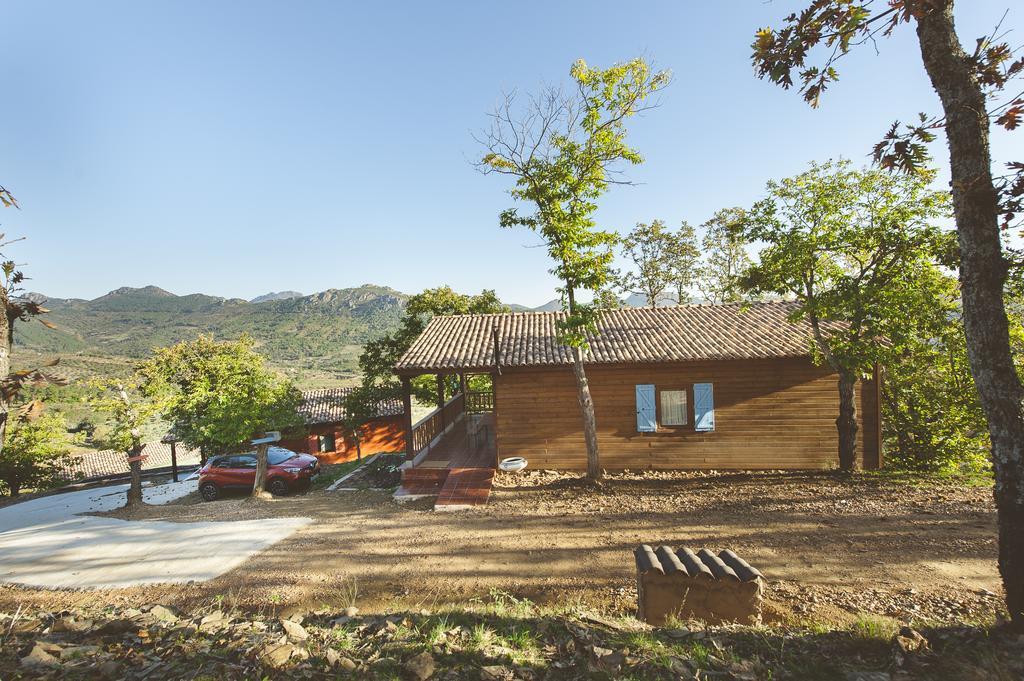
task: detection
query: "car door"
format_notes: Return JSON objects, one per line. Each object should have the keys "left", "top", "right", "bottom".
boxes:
{"left": 231, "top": 454, "right": 258, "bottom": 489}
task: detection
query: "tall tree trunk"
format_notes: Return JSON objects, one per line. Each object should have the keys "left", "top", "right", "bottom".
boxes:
{"left": 252, "top": 442, "right": 270, "bottom": 497}
{"left": 916, "top": 1, "right": 1024, "bottom": 628}
{"left": 125, "top": 439, "right": 144, "bottom": 508}
{"left": 571, "top": 346, "right": 601, "bottom": 481}
{"left": 837, "top": 370, "right": 859, "bottom": 471}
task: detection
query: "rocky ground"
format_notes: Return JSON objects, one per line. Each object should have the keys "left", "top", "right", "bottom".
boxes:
{"left": 0, "top": 469, "right": 1004, "bottom": 647}
{"left": 2, "top": 599, "right": 1021, "bottom": 680}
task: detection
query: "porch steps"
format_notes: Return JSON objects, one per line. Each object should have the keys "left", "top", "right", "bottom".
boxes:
{"left": 394, "top": 466, "right": 495, "bottom": 509}
{"left": 394, "top": 467, "right": 449, "bottom": 499}
{"left": 434, "top": 467, "right": 495, "bottom": 511}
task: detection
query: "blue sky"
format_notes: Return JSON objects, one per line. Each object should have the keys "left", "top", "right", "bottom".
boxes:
{"left": 1, "top": 1, "right": 1020, "bottom": 307}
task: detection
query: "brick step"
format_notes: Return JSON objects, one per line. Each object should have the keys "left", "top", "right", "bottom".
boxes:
{"left": 434, "top": 468, "right": 495, "bottom": 511}
{"left": 394, "top": 467, "right": 449, "bottom": 498}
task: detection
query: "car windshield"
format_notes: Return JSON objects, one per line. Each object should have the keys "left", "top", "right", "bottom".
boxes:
{"left": 267, "top": 447, "right": 296, "bottom": 466}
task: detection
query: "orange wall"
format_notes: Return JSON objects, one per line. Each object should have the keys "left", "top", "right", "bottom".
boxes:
{"left": 280, "top": 415, "right": 406, "bottom": 464}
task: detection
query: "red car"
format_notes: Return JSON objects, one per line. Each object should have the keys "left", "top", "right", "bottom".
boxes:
{"left": 198, "top": 447, "right": 320, "bottom": 501}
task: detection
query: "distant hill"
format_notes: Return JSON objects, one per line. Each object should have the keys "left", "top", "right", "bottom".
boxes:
{"left": 14, "top": 284, "right": 408, "bottom": 379}
{"left": 14, "top": 284, "right": 688, "bottom": 384}
{"left": 250, "top": 290, "right": 303, "bottom": 304}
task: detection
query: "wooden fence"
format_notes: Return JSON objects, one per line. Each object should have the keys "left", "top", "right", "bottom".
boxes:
{"left": 465, "top": 391, "right": 495, "bottom": 413}
{"left": 410, "top": 392, "right": 473, "bottom": 455}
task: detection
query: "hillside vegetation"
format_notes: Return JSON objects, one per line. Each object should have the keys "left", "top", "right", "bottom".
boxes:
{"left": 13, "top": 284, "right": 408, "bottom": 386}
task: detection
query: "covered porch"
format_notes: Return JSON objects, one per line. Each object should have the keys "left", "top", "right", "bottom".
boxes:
{"left": 398, "top": 372, "right": 497, "bottom": 469}
{"left": 395, "top": 372, "right": 498, "bottom": 509}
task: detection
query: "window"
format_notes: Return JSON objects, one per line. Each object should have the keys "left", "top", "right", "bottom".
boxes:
{"left": 660, "top": 390, "right": 688, "bottom": 427}
{"left": 233, "top": 455, "right": 257, "bottom": 469}
{"left": 317, "top": 433, "right": 336, "bottom": 453}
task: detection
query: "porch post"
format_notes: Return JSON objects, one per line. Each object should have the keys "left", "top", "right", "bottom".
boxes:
{"left": 459, "top": 372, "right": 467, "bottom": 397}
{"left": 491, "top": 371, "right": 500, "bottom": 468}
{"left": 402, "top": 376, "right": 414, "bottom": 462}
{"left": 436, "top": 373, "right": 446, "bottom": 430}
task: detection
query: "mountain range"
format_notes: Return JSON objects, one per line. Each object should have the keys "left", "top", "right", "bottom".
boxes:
{"left": 14, "top": 285, "right": 408, "bottom": 380}
{"left": 13, "top": 284, "right": 684, "bottom": 384}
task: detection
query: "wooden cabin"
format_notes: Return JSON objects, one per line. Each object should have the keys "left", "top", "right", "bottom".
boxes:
{"left": 393, "top": 302, "right": 882, "bottom": 471}
{"left": 279, "top": 388, "right": 405, "bottom": 464}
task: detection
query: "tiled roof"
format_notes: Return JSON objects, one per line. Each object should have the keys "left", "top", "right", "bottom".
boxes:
{"left": 395, "top": 301, "right": 837, "bottom": 373}
{"left": 58, "top": 442, "right": 201, "bottom": 481}
{"left": 298, "top": 388, "right": 403, "bottom": 425}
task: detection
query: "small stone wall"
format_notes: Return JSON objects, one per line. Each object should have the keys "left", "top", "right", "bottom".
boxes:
{"left": 634, "top": 545, "right": 764, "bottom": 625}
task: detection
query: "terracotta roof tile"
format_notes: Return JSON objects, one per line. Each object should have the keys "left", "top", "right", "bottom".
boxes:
{"left": 298, "top": 388, "right": 403, "bottom": 425}
{"left": 395, "top": 301, "right": 834, "bottom": 373}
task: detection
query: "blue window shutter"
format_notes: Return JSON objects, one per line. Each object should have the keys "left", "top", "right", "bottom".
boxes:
{"left": 694, "top": 383, "right": 715, "bottom": 432}
{"left": 635, "top": 384, "right": 656, "bottom": 433}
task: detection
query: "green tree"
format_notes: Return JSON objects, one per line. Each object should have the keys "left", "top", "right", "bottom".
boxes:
{"left": 695, "top": 208, "right": 753, "bottom": 304}
{"left": 739, "top": 161, "right": 953, "bottom": 471}
{"left": 882, "top": 276, "right": 998, "bottom": 474}
{"left": 479, "top": 58, "right": 670, "bottom": 480}
{"left": 354, "top": 286, "right": 508, "bottom": 404}
{"left": 88, "top": 379, "right": 159, "bottom": 508}
{"left": 0, "top": 409, "right": 75, "bottom": 496}
{"left": 0, "top": 185, "right": 63, "bottom": 458}
{"left": 751, "top": 0, "right": 1024, "bottom": 628}
{"left": 619, "top": 220, "right": 676, "bottom": 307}
{"left": 139, "top": 335, "right": 303, "bottom": 498}
{"left": 344, "top": 286, "right": 507, "bottom": 449}
{"left": 668, "top": 221, "right": 700, "bottom": 305}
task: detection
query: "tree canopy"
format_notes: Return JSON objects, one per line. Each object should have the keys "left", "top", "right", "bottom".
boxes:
{"left": 740, "top": 160, "right": 954, "bottom": 469}
{"left": 695, "top": 208, "right": 754, "bottom": 305}
{"left": 0, "top": 410, "right": 75, "bottom": 497}
{"left": 139, "top": 335, "right": 303, "bottom": 457}
{"left": 479, "top": 58, "right": 670, "bottom": 479}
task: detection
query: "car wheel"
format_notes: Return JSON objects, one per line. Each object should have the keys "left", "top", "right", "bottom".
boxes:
{"left": 268, "top": 479, "right": 289, "bottom": 496}
{"left": 200, "top": 482, "right": 219, "bottom": 502}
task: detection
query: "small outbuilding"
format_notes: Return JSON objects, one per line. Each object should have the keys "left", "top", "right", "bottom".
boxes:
{"left": 279, "top": 388, "right": 406, "bottom": 464}
{"left": 393, "top": 301, "right": 882, "bottom": 471}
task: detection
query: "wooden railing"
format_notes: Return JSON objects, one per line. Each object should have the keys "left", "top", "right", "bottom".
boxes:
{"left": 410, "top": 392, "right": 468, "bottom": 455}
{"left": 465, "top": 391, "right": 495, "bottom": 413}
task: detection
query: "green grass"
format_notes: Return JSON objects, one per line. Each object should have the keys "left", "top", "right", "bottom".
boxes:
{"left": 311, "top": 458, "right": 368, "bottom": 490}
{"left": 850, "top": 613, "right": 900, "bottom": 640}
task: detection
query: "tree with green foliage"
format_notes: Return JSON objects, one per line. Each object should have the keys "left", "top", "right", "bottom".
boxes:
{"left": 882, "top": 275, "right": 1002, "bottom": 474}
{"left": 353, "top": 286, "right": 508, "bottom": 405}
{"left": 739, "top": 161, "right": 954, "bottom": 471}
{"left": 695, "top": 208, "right": 753, "bottom": 305}
{"left": 339, "top": 382, "right": 395, "bottom": 462}
{"left": 88, "top": 379, "right": 159, "bottom": 508}
{"left": 619, "top": 220, "right": 678, "bottom": 307}
{"left": 344, "top": 286, "right": 507, "bottom": 452}
{"left": 0, "top": 409, "right": 76, "bottom": 497}
{"left": 139, "top": 335, "right": 303, "bottom": 498}
{"left": 478, "top": 58, "right": 670, "bottom": 480}
{"left": 750, "top": 0, "right": 1024, "bottom": 629}
{"left": 668, "top": 221, "right": 700, "bottom": 305}
{"left": 0, "top": 185, "right": 64, "bottom": 459}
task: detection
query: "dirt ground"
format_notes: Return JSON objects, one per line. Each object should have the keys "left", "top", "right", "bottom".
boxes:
{"left": 0, "top": 469, "right": 1002, "bottom": 627}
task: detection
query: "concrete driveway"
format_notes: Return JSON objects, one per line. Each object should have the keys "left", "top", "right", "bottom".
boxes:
{"left": 0, "top": 481, "right": 310, "bottom": 589}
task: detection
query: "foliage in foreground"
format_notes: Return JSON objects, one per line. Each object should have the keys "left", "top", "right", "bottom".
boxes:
{"left": 1, "top": 597, "right": 1021, "bottom": 680}
{"left": 0, "top": 410, "right": 76, "bottom": 496}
